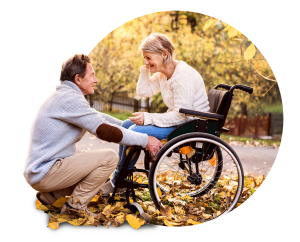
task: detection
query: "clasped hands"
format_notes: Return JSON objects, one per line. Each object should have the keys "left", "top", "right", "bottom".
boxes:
{"left": 129, "top": 112, "right": 163, "bottom": 157}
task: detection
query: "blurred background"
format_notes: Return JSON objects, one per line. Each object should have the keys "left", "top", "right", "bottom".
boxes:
{"left": 87, "top": 11, "right": 282, "bottom": 144}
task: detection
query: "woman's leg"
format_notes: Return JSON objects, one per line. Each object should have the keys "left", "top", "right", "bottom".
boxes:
{"left": 118, "top": 119, "right": 135, "bottom": 159}
{"left": 110, "top": 124, "right": 177, "bottom": 186}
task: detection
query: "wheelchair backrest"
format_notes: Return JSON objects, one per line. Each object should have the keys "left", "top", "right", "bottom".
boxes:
{"left": 208, "top": 89, "right": 233, "bottom": 127}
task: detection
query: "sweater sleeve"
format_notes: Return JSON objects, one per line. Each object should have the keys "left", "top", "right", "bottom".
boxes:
{"left": 60, "top": 95, "right": 148, "bottom": 147}
{"left": 136, "top": 67, "right": 161, "bottom": 97}
{"left": 143, "top": 72, "right": 194, "bottom": 127}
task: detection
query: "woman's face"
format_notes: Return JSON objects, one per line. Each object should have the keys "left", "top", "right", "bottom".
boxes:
{"left": 142, "top": 51, "right": 166, "bottom": 73}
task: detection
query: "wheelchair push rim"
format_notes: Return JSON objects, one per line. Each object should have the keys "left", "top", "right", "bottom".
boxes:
{"left": 149, "top": 133, "right": 244, "bottom": 220}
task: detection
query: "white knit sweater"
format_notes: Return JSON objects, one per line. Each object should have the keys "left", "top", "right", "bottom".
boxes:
{"left": 136, "top": 61, "right": 210, "bottom": 127}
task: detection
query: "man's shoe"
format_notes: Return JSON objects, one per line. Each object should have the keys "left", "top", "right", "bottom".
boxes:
{"left": 36, "top": 192, "right": 57, "bottom": 205}
{"left": 61, "top": 202, "right": 98, "bottom": 218}
{"left": 99, "top": 180, "right": 126, "bottom": 196}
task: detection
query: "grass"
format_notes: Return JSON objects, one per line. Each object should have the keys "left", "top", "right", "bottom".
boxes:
{"left": 261, "top": 102, "right": 283, "bottom": 114}
{"left": 221, "top": 134, "right": 281, "bottom": 147}
{"left": 99, "top": 111, "right": 133, "bottom": 121}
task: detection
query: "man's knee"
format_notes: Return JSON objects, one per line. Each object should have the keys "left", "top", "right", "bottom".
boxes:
{"left": 102, "top": 149, "right": 119, "bottom": 165}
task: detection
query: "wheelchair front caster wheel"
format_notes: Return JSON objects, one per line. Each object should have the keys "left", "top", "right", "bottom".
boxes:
{"left": 141, "top": 212, "right": 151, "bottom": 223}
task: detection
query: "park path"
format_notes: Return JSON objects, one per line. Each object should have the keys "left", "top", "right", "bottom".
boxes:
{"left": 75, "top": 132, "right": 279, "bottom": 176}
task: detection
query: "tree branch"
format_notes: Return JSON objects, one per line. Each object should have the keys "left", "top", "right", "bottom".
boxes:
{"left": 216, "top": 58, "right": 266, "bottom": 64}
{"left": 248, "top": 60, "right": 276, "bottom": 82}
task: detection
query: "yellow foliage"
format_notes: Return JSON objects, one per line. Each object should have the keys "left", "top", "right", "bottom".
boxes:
{"left": 35, "top": 200, "right": 49, "bottom": 212}
{"left": 48, "top": 222, "right": 59, "bottom": 230}
{"left": 160, "top": 205, "right": 173, "bottom": 219}
{"left": 179, "top": 146, "right": 192, "bottom": 155}
{"left": 67, "top": 218, "right": 87, "bottom": 226}
{"left": 164, "top": 220, "right": 182, "bottom": 227}
{"left": 90, "top": 195, "right": 99, "bottom": 203}
{"left": 227, "top": 26, "right": 238, "bottom": 38}
{"left": 203, "top": 18, "right": 219, "bottom": 31}
{"left": 209, "top": 155, "right": 216, "bottom": 166}
{"left": 244, "top": 43, "right": 256, "bottom": 61}
{"left": 186, "top": 219, "right": 202, "bottom": 225}
{"left": 126, "top": 215, "right": 145, "bottom": 229}
{"left": 157, "top": 186, "right": 162, "bottom": 197}
{"left": 52, "top": 197, "right": 69, "bottom": 208}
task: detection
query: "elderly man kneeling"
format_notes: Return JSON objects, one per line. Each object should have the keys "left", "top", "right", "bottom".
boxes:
{"left": 23, "top": 54, "right": 162, "bottom": 217}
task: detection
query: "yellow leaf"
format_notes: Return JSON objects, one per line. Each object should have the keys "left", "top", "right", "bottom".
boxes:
{"left": 179, "top": 146, "right": 192, "bottom": 155}
{"left": 90, "top": 195, "right": 99, "bottom": 202}
{"left": 157, "top": 186, "right": 162, "bottom": 197}
{"left": 244, "top": 43, "right": 256, "bottom": 60}
{"left": 48, "top": 222, "right": 59, "bottom": 230}
{"left": 160, "top": 205, "right": 172, "bottom": 219}
{"left": 126, "top": 214, "right": 145, "bottom": 229}
{"left": 36, "top": 200, "right": 49, "bottom": 212}
{"left": 227, "top": 26, "right": 238, "bottom": 38}
{"left": 224, "top": 24, "right": 231, "bottom": 31}
{"left": 160, "top": 139, "right": 168, "bottom": 145}
{"left": 209, "top": 155, "right": 216, "bottom": 167}
{"left": 54, "top": 214, "right": 70, "bottom": 223}
{"left": 67, "top": 218, "right": 87, "bottom": 226}
{"left": 88, "top": 206, "right": 98, "bottom": 213}
{"left": 164, "top": 219, "right": 182, "bottom": 227}
{"left": 186, "top": 219, "right": 202, "bottom": 225}
{"left": 102, "top": 205, "right": 112, "bottom": 216}
{"left": 203, "top": 18, "right": 219, "bottom": 31}
{"left": 52, "top": 197, "right": 69, "bottom": 208}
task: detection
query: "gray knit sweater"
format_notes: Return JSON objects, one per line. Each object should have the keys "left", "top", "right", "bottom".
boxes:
{"left": 24, "top": 81, "right": 148, "bottom": 185}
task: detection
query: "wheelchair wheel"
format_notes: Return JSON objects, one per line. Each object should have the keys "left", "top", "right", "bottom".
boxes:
{"left": 148, "top": 132, "right": 244, "bottom": 220}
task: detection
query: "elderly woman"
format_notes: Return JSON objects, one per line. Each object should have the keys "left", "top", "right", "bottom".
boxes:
{"left": 100, "top": 33, "right": 210, "bottom": 194}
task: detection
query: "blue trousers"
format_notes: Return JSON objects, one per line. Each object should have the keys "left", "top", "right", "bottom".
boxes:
{"left": 111, "top": 119, "right": 177, "bottom": 185}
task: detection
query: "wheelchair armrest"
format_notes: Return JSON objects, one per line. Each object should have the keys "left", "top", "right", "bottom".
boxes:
{"left": 221, "top": 127, "right": 230, "bottom": 133}
{"left": 179, "top": 108, "right": 224, "bottom": 121}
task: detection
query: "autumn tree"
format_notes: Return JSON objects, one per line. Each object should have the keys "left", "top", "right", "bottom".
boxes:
{"left": 89, "top": 11, "right": 281, "bottom": 117}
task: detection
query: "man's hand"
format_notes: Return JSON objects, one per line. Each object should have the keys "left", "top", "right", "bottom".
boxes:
{"left": 146, "top": 136, "right": 163, "bottom": 156}
{"left": 129, "top": 112, "right": 144, "bottom": 125}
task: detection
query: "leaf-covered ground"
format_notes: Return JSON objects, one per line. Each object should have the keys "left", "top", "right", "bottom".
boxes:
{"left": 36, "top": 173, "right": 265, "bottom": 230}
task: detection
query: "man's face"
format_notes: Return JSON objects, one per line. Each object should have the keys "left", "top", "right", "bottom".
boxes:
{"left": 76, "top": 63, "right": 98, "bottom": 95}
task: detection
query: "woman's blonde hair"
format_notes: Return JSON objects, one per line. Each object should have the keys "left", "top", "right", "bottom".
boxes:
{"left": 139, "top": 33, "right": 175, "bottom": 64}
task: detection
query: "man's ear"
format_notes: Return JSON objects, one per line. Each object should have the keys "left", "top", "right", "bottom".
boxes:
{"left": 74, "top": 74, "right": 81, "bottom": 85}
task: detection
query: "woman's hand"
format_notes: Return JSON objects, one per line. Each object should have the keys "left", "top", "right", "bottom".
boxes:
{"left": 129, "top": 112, "right": 144, "bottom": 125}
{"left": 141, "top": 65, "right": 149, "bottom": 69}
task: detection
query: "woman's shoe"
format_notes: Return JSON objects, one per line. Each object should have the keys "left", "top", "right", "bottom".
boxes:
{"left": 99, "top": 180, "right": 126, "bottom": 195}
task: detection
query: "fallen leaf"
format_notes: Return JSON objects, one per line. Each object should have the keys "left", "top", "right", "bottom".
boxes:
{"left": 126, "top": 214, "right": 146, "bottom": 229}
{"left": 36, "top": 200, "right": 49, "bottom": 212}
{"left": 52, "top": 197, "right": 69, "bottom": 208}
{"left": 157, "top": 186, "right": 162, "bottom": 197}
{"left": 67, "top": 218, "right": 87, "bottom": 226}
{"left": 186, "top": 219, "right": 202, "bottom": 225}
{"left": 160, "top": 205, "right": 172, "bottom": 219}
{"left": 48, "top": 222, "right": 59, "bottom": 230}
{"left": 164, "top": 219, "right": 182, "bottom": 227}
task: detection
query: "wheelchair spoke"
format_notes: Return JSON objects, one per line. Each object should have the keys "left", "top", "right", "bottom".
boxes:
{"left": 150, "top": 134, "right": 244, "bottom": 223}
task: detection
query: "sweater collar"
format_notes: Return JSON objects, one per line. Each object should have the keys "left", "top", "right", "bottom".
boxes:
{"left": 56, "top": 80, "right": 84, "bottom": 96}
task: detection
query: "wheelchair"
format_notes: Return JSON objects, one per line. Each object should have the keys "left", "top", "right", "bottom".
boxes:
{"left": 108, "top": 83, "right": 253, "bottom": 221}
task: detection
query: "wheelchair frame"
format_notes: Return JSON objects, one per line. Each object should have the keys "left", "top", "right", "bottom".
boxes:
{"left": 107, "top": 83, "right": 253, "bottom": 219}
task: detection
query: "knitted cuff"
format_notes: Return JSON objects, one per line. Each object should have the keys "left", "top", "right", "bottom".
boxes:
{"left": 143, "top": 112, "right": 153, "bottom": 126}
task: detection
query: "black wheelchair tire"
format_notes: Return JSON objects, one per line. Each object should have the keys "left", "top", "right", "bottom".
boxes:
{"left": 148, "top": 132, "right": 244, "bottom": 217}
